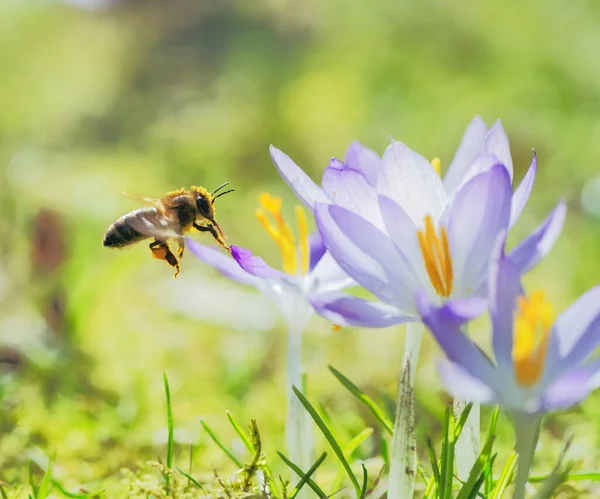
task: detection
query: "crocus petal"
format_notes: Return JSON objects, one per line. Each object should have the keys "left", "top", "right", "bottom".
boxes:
{"left": 488, "top": 233, "right": 523, "bottom": 370}
{"left": 320, "top": 203, "right": 418, "bottom": 311}
{"left": 309, "top": 231, "right": 326, "bottom": 271}
{"left": 485, "top": 120, "right": 513, "bottom": 181}
{"left": 540, "top": 369, "right": 592, "bottom": 411}
{"left": 507, "top": 199, "right": 566, "bottom": 275}
{"left": 310, "top": 291, "right": 415, "bottom": 328}
{"left": 269, "top": 145, "right": 329, "bottom": 209}
{"left": 187, "top": 239, "right": 259, "bottom": 287}
{"left": 309, "top": 252, "right": 354, "bottom": 293}
{"left": 552, "top": 284, "right": 600, "bottom": 373}
{"left": 231, "top": 245, "right": 289, "bottom": 281}
{"left": 378, "top": 195, "right": 430, "bottom": 296}
{"left": 509, "top": 152, "right": 537, "bottom": 229}
{"left": 378, "top": 141, "right": 448, "bottom": 225}
{"left": 437, "top": 359, "right": 496, "bottom": 403}
{"left": 448, "top": 164, "right": 512, "bottom": 298}
{"left": 315, "top": 203, "right": 399, "bottom": 307}
{"left": 443, "top": 115, "right": 488, "bottom": 196}
{"left": 415, "top": 292, "right": 496, "bottom": 387}
{"left": 344, "top": 140, "right": 380, "bottom": 186}
{"left": 321, "top": 158, "right": 384, "bottom": 228}
{"left": 453, "top": 153, "right": 502, "bottom": 195}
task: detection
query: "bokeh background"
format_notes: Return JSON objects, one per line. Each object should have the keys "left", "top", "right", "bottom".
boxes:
{"left": 2, "top": 0, "right": 600, "bottom": 495}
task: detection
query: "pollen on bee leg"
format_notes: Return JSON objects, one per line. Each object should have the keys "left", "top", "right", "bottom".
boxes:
{"left": 176, "top": 239, "right": 185, "bottom": 258}
{"left": 149, "top": 240, "right": 181, "bottom": 277}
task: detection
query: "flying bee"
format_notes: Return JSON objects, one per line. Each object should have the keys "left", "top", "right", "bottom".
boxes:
{"left": 103, "top": 183, "right": 234, "bottom": 277}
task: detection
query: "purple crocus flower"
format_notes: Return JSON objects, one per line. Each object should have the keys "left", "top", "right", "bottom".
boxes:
{"left": 417, "top": 236, "right": 600, "bottom": 497}
{"left": 187, "top": 193, "right": 353, "bottom": 331}
{"left": 270, "top": 117, "right": 565, "bottom": 328}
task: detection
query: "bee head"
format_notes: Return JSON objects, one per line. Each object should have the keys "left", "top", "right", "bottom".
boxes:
{"left": 192, "top": 187, "right": 215, "bottom": 221}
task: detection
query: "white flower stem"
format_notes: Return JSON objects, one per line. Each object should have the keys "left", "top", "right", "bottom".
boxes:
{"left": 285, "top": 316, "right": 314, "bottom": 479}
{"left": 512, "top": 414, "right": 542, "bottom": 499}
{"left": 388, "top": 322, "right": 423, "bottom": 499}
{"left": 454, "top": 323, "right": 480, "bottom": 480}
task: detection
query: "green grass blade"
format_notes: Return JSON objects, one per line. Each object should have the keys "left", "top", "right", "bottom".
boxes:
{"left": 360, "top": 464, "right": 368, "bottom": 498}
{"left": 28, "top": 463, "right": 38, "bottom": 499}
{"left": 36, "top": 457, "right": 53, "bottom": 499}
{"left": 293, "top": 386, "right": 362, "bottom": 497}
{"left": 176, "top": 468, "right": 204, "bottom": 490}
{"left": 51, "top": 479, "right": 103, "bottom": 498}
{"left": 163, "top": 373, "right": 174, "bottom": 470}
{"left": 328, "top": 366, "right": 393, "bottom": 435}
{"left": 226, "top": 411, "right": 255, "bottom": 454}
{"left": 380, "top": 434, "right": 389, "bottom": 470}
{"left": 531, "top": 439, "right": 574, "bottom": 499}
{"left": 289, "top": 452, "right": 328, "bottom": 499}
{"left": 426, "top": 437, "right": 440, "bottom": 494}
{"left": 440, "top": 404, "right": 455, "bottom": 499}
{"left": 490, "top": 451, "right": 517, "bottom": 499}
{"left": 423, "top": 476, "right": 436, "bottom": 499}
{"left": 484, "top": 454, "right": 497, "bottom": 496}
{"left": 528, "top": 471, "right": 600, "bottom": 483}
{"left": 200, "top": 420, "right": 243, "bottom": 468}
{"left": 343, "top": 428, "right": 373, "bottom": 457}
{"left": 278, "top": 452, "right": 328, "bottom": 499}
{"left": 453, "top": 403, "right": 474, "bottom": 441}
{"left": 456, "top": 435, "right": 495, "bottom": 499}
{"left": 163, "top": 373, "right": 174, "bottom": 494}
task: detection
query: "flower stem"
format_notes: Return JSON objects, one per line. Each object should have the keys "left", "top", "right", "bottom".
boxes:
{"left": 286, "top": 318, "right": 314, "bottom": 479}
{"left": 512, "top": 414, "right": 542, "bottom": 499}
{"left": 388, "top": 322, "right": 423, "bottom": 499}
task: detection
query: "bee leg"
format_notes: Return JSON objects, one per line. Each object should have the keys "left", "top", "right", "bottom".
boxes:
{"left": 193, "top": 223, "right": 230, "bottom": 252}
{"left": 149, "top": 239, "right": 181, "bottom": 278}
{"left": 176, "top": 238, "right": 185, "bottom": 259}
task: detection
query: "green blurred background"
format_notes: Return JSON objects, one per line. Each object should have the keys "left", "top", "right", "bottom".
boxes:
{"left": 1, "top": 0, "right": 600, "bottom": 495}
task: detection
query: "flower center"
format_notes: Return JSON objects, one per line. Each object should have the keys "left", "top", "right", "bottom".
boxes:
{"left": 255, "top": 193, "right": 309, "bottom": 276}
{"left": 512, "top": 290, "right": 554, "bottom": 386}
{"left": 417, "top": 215, "right": 453, "bottom": 298}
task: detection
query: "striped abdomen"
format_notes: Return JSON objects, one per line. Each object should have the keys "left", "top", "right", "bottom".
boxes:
{"left": 103, "top": 208, "right": 155, "bottom": 248}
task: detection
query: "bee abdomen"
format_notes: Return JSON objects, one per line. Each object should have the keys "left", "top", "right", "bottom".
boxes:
{"left": 103, "top": 216, "right": 148, "bottom": 248}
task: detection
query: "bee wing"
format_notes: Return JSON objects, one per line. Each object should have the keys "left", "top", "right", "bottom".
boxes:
{"left": 121, "top": 191, "right": 163, "bottom": 208}
{"left": 126, "top": 207, "right": 182, "bottom": 240}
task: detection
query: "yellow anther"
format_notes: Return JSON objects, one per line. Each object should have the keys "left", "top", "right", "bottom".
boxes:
{"left": 259, "top": 193, "right": 282, "bottom": 217}
{"left": 417, "top": 215, "right": 453, "bottom": 298}
{"left": 332, "top": 324, "right": 342, "bottom": 333}
{"left": 512, "top": 290, "right": 554, "bottom": 386}
{"left": 255, "top": 204, "right": 297, "bottom": 275}
{"left": 295, "top": 205, "right": 310, "bottom": 275}
{"left": 431, "top": 157, "right": 441, "bottom": 176}
{"left": 256, "top": 193, "right": 312, "bottom": 277}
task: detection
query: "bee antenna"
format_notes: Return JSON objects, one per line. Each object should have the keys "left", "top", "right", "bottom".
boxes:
{"left": 212, "top": 182, "right": 230, "bottom": 195}
{"left": 213, "top": 188, "right": 235, "bottom": 201}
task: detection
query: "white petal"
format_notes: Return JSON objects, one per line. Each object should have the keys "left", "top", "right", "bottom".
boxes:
{"left": 378, "top": 141, "right": 448, "bottom": 226}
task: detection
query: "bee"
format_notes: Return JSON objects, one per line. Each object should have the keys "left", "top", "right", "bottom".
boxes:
{"left": 103, "top": 183, "right": 234, "bottom": 277}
